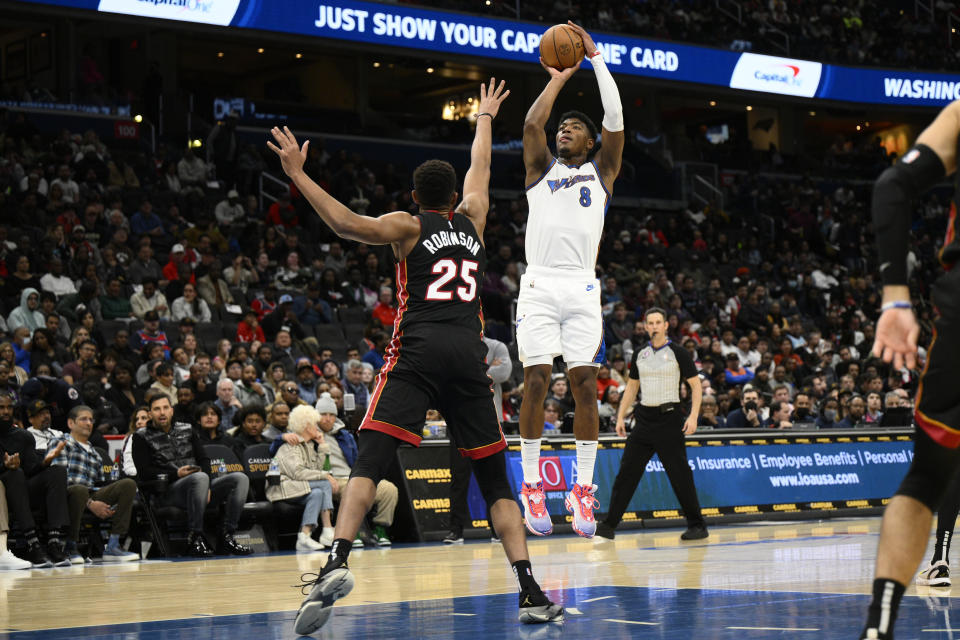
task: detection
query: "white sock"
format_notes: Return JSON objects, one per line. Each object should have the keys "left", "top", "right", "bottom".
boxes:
{"left": 576, "top": 440, "right": 598, "bottom": 487}
{"left": 520, "top": 438, "right": 542, "bottom": 484}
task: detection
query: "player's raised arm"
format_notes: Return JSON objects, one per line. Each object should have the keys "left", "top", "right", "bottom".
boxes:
{"left": 523, "top": 58, "right": 580, "bottom": 186}
{"left": 567, "top": 21, "right": 624, "bottom": 189}
{"left": 267, "top": 126, "right": 419, "bottom": 246}
{"left": 458, "top": 78, "right": 510, "bottom": 236}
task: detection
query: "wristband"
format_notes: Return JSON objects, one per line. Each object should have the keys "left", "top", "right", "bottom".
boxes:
{"left": 881, "top": 301, "right": 912, "bottom": 312}
{"left": 476, "top": 112, "right": 493, "bottom": 120}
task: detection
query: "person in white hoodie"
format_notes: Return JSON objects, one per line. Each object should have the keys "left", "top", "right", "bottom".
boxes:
{"left": 267, "top": 404, "right": 336, "bottom": 552}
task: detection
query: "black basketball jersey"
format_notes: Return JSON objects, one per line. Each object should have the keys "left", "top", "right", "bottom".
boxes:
{"left": 943, "top": 160, "right": 960, "bottom": 270}
{"left": 395, "top": 211, "right": 486, "bottom": 335}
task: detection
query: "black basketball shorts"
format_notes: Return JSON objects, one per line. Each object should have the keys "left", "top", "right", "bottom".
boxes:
{"left": 359, "top": 322, "right": 506, "bottom": 460}
{"left": 915, "top": 267, "right": 960, "bottom": 447}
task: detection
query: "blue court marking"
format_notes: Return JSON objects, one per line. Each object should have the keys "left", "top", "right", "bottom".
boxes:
{"left": 7, "top": 585, "right": 960, "bottom": 639}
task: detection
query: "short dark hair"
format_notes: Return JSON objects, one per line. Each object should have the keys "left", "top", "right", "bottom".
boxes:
{"left": 195, "top": 401, "right": 222, "bottom": 422}
{"left": 412, "top": 160, "right": 457, "bottom": 209}
{"left": 238, "top": 405, "right": 266, "bottom": 423}
{"left": 142, "top": 276, "right": 158, "bottom": 287}
{"left": 68, "top": 405, "right": 94, "bottom": 421}
{"left": 146, "top": 391, "right": 171, "bottom": 408}
{"left": 644, "top": 306, "right": 667, "bottom": 321}
{"left": 558, "top": 110, "right": 598, "bottom": 141}
{"left": 155, "top": 362, "right": 173, "bottom": 377}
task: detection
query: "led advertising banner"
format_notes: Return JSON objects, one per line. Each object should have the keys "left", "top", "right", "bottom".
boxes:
{"left": 397, "top": 434, "right": 911, "bottom": 539}
{"left": 10, "top": 0, "right": 960, "bottom": 106}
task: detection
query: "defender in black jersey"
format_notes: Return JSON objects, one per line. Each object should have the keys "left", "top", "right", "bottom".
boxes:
{"left": 859, "top": 101, "right": 960, "bottom": 640}
{"left": 268, "top": 79, "right": 563, "bottom": 636}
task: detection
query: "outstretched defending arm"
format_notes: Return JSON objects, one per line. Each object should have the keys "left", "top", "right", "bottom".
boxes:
{"left": 267, "top": 126, "right": 419, "bottom": 246}
{"left": 567, "top": 21, "right": 624, "bottom": 189}
{"left": 458, "top": 78, "right": 510, "bottom": 237}
{"left": 523, "top": 60, "right": 580, "bottom": 186}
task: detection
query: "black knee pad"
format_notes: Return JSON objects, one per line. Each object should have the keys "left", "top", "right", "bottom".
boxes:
{"left": 350, "top": 429, "right": 400, "bottom": 484}
{"left": 896, "top": 427, "right": 960, "bottom": 511}
{"left": 470, "top": 451, "right": 513, "bottom": 508}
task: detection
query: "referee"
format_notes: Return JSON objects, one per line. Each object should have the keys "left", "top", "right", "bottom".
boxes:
{"left": 594, "top": 307, "right": 707, "bottom": 542}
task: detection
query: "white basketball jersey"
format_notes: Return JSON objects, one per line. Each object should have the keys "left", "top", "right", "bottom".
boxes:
{"left": 525, "top": 158, "right": 608, "bottom": 271}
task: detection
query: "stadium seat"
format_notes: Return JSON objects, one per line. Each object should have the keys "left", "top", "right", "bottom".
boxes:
{"left": 201, "top": 444, "right": 274, "bottom": 538}
{"left": 339, "top": 307, "right": 369, "bottom": 326}
{"left": 196, "top": 322, "right": 223, "bottom": 353}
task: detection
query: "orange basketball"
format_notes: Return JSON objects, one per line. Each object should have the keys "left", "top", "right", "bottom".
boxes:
{"left": 539, "top": 24, "right": 584, "bottom": 70}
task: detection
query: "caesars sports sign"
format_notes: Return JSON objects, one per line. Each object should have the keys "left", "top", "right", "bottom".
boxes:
{"left": 729, "top": 53, "right": 823, "bottom": 98}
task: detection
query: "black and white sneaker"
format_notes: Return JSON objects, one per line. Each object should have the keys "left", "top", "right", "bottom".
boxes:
{"left": 443, "top": 530, "right": 464, "bottom": 545}
{"left": 917, "top": 560, "right": 951, "bottom": 587}
{"left": 518, "top": 588, "right": 564, "bottom": 624}
{"left": 293, "top": 562, "right": 355, "bottom": 636}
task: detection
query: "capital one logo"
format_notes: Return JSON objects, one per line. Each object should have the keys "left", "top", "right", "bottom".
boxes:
{"left": 539, "top": 456, "right": 569, "bottom": 491}
{"left": 729, "top": 53, "right": 822, "bottom": 98}
{"left": 754, "top": 64, "right": 802, "bottom": 87}
{"left": 98, "top": 0, "right": 241, "bottom": 26}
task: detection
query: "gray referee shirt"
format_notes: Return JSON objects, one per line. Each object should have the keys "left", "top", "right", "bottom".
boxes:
{"left": 629, "top": 341, "right": 698, "bottom": 406}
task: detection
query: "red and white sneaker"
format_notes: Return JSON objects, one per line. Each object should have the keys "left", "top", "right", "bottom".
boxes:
{"left": 565, "top": 483, "right": 598, "bottom": 538}
{"left": 520, "top": 481, "right": 553, "bottom": 536}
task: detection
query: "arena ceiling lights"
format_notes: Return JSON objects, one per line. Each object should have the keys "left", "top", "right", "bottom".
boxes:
{"left": 11, "top": 0, "right": 960, "bottom": 107}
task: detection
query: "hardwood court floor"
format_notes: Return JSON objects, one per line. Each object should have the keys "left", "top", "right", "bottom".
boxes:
{"left": 3, "top": 518, "right": 959, "bottom": 638}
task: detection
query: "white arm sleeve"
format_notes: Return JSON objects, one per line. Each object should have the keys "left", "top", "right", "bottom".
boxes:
{"left": 589, "top": 54, "right": 624, "bottom": 132}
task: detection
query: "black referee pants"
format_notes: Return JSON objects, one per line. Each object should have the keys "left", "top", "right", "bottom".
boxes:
{"left": 603, "top": 405, "right": 705, "bottom": 529}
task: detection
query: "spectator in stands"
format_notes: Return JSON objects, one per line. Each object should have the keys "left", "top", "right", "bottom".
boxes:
{"left": 3, "top": 257, "right": 41, "bottom": 306}
{"left": 235, "top": 364, "right": 267, "bottom": 409}
{"left": 29, "top": 329, "right": 68, "bottom": 377}
{"left": 792, "top": 392, "right": 816, "bottom": 425}
{"left": 264, "top": 400, "right": 290, "bottom": 439}
{"left": 132, "top": 310, "right": 169, "bottom": 355}
{"left": 838, "top": 395, "right": 866, "bottom": 429}
{"left": 270, "top": 328, "right": 307, "bottom": 374}
{"left": 40, "top": 259, "right": 77, "bottom": 299}
{"left": 171, "top": 283, "right": 211, "bottom": 324}
{"left": 723, "top": 353, "right": 754, "bottom": 386}
{"left": 194, "top": 401, "right": 241, "bottom": 452}
{"left": 51, "top": 165, "right": 79, "bottom": 203}
{"left": 261, "top": 361, "right": 285, "bottom": 403}
{"left": 0, "top": 390, "right": 70, "bottom": 567}
{"left": 7, "top": 288, "right": 44, "bottom": 333}
{"left": 371, "top": 286, "right": 397, "bottom": 328}
{"left": 162, "top": 244, "right": 196, "bottom": 286}
{"left": 100, "top": 278, "right": 133, "bottom": 320}
{"left": 177, "top": 147, "right": 207, "bottom": 190}
{"left": 341, "top": 359, "right": 369, "bottom": 412}
{"left": 215, "top": 190, "right": 244, "bottom": 227}
{"left": 56, "top": 281, "right": 101, "bottom": 324}
{"left": 294, "top": 360, "right": 318, "bottom": 405}
{"left": 149, "top": 362, "right": 177, "bottom": 407}
{"left": 130, "top": 277, "right": 169, "bottom": 321}
{"left": 231, "top": 405, "right": 270, "bottom": 454}
{"left": 865, "top": 391, "right": 883, "bottom": 424}
{"left": 25, "top": 399, "right": 61, "bottom": 451}
{"left": 816, "top": 397, "right": 841, "bottom": 429}
{"left": 51, "top": 405, "right": 139, "bottom": 563}
{"left": 278, "top": 379, "right": 307, "bottom": 409}
{"left": 120, "top": 407, "right": 149, "bottom": 477}
{"left": 214, "top": 378, "right": 242, "bottom": 432}
{"left": 266, "top": 191, "right": 298, "bottom": 228}
{"left": 725, "top": 388, "right": 762, "bottom": 429}
{"left": 267, "top": 403, "right": 338, "bottom": 552}
{"left": 80, "top": 378, "right": 124, "bottom": 437}
{"left": 61, "top": 339, "right": 97, "bottom": 385}
{"left": 127, "top": 245, "right": 163, "bottom": 286}
{"left": 223, "top": 254, "right": 257, "bottom": 294}
{"left": 342, "top": 267, "right": 376, "bottom": 309}
{"left": 361, "top": 331, "right": 388, "bottom": 373}
{"left": 294, "top": 281, "right": 333, "bottom": 327}
{"left": 4, "top": 336, "right": 30, "bottom": 379}
{"left": 763, "top": 401, "right": 793, "bottom": 429}
{"left": 543, "top": 400, "right": 562, "bottom": 433}
{"left": 547, "top": 376, "right": 574, "bottom": 415}
{"left": 317, "top": 268, "right": 347, "bottom": 308}
{"left": 196, "top": 261, "right": 233, "bottom": 309}
{"left": 236, "top": 309, "right": 265, "bottom": 344}
{"left": 604, "top": 302, "right": 633, "bottom": 347}
{"left": 698, "top": 395, "right": 725, "bottom": 429}
{"left": 173, "top": 384, "right": 196, "bottom": 423}
{"left": 130, "top": 199, "right": 168, "bottom": 246}
{"left": 132, "top": 393, "right": 251, "bottom": 556}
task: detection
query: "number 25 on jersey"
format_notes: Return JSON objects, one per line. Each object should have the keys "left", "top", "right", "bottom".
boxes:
{"left": 425, "top": 259, "right": 478, "bottom": 302}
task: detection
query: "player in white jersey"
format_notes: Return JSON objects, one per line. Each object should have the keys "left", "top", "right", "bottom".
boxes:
{"left": 516, "top": 22, "right": 624, "bottom": 538}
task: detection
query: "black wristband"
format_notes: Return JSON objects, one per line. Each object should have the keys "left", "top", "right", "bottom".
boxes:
{"left": 477, "top": 112, "right": 493, "bottom": 120}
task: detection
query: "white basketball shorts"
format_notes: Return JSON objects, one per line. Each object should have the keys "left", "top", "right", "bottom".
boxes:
{"left": 515, "top": 266, "right": 605, "bottom": 368}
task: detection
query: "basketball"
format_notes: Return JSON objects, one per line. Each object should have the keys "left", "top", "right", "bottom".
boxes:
{"left": 539, "top": 24, "right": 584, "bottom": 70}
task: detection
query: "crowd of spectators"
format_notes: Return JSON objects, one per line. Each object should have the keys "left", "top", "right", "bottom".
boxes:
{"left": 409, "top": 0, "right": 959, "bottom": 71}
{"left": 0, "top": 85, "right": 945, "bottom": 561}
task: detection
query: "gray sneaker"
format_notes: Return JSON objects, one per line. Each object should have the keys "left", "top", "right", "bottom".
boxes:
{"left": 293, "top": 567, "right": 355, "bottom": 636}
{"left": 103, "top": 546, "right": 139, "bottom": 563}
{"left": 518, "top": 590, "right": 564, "bottom": 624}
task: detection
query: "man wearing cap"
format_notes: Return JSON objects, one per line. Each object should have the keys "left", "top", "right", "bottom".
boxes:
{"left": 162, "top": 244, "right": 196, "bottom": 285}
{"left": 252, "top": 284, "right": 278, "bottom": 321}
{"left": 131, "top": 277, "right": 170, "bottom": 321}
{"left": 20, "top": 375, "right": 82, "bottom": 434}
{"left": 723, "top": 352, "right": 754, "bottom": 386}
{"left": 25, "top": 400, "right": 63, "bottom": 452}
{"left": 262, "top": 296, "right": 305, "bottom": 343}
{"left": 296, "top": 360, "right": 319, "bottom": 405}
{"left": 215, "top": 190, "right": 244, "bottom": 227}
{"left": 294, "top": 282, "right": 333, "bottom": 327}
{"left": 49, "top": 405, "right": 139, "bottom": 563}
{"left": 133, "top": 310, "right": 170, "bottom": 355}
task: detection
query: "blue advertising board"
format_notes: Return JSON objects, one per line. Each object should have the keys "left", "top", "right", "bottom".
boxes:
{"left": 11, "top": 0, "right": 959, "bottom": 106}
